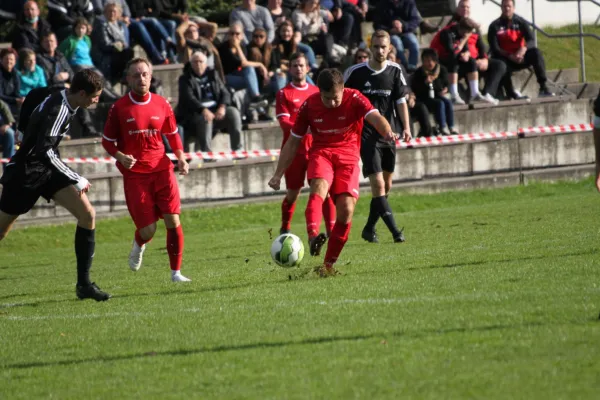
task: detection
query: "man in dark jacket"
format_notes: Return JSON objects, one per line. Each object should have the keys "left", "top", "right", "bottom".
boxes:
{"left": 373, "top": 0, "right": 420, "bottom": 71}
{"left": 10, "top": 1, "right": 52, "bottom": 52}
{"left": 177, "top": 51, "right": 243, "bottom": 152}
{"left": 488, "top": 0, "right": 553, "bottom": 99}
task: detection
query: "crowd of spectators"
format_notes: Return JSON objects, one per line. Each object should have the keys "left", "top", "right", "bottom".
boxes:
{"left": 0, "top": 0, "right": 557, "bottom": 157}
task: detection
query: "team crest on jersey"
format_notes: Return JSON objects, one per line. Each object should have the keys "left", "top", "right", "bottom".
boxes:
{"left": 364, "top": 81, "right": 371, "bottom": 87}
{"left": 293, "top": 99, "right": 301, "bottom": 102}
{"left": 127, "top": 117, "right": 135, "bottom": 122}
{"left": 150, "top": 116, "right": 160, "bottom": 120}
{"left": 314, "top": 118, "right": 323, "bottom": 123}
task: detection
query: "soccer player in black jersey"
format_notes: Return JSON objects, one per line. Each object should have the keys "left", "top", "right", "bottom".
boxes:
{"left": 0, "top": 69, "right": 110, "bottom": 301}
{"left": 344, "top": 30, "right": 412, "bottom": 243}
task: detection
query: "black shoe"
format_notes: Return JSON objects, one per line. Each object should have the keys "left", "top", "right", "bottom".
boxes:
{"left": 509, "top": 91, "right": 530, "bottom": 101}
{"left": 538, "top": 87, "right": 555, "bottom": 97}
{"left": 309, "top": 233, "right": 327, "bottom": 256}
{"left": 280, "top": 228, "right": 290, "bottom": 235}
{"left": 393, "top": 227, "right": 406, "bottom": 243}
{"left": 361, "top": 229, "right": 379, "bottom": 243}
{"left": 76, "top": 282, "right": 111, "bottom": 302}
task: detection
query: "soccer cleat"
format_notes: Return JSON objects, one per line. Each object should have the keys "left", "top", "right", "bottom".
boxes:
{"left": 128, "top": 240, "right": 146, "bottom": 271}
{"left": 171, "top": 271, "right": 192, "bottom": 282}
{"left": 280, "top": 228, "right": 290, "bottom": 235}
{"left": 76, "top": 282, "right": 111, "bottom": 301}
{"left": 361, "top": 228, "right": 379, "bottom": 243}
{"left": 309, "top": 233, "right": 327, "bottom": 256}
{"left": 314, "top": 264, "right": 340, "bottom": 278}
{"left": 393, "top": 227, "right": 406, "bottom": 243}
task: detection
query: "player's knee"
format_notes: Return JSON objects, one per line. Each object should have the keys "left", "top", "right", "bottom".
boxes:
{"left": 79, "top": 206, "right": 95, "bottom": 226}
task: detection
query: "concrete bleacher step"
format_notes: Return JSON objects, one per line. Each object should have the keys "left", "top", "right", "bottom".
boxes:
{"left": 62, "top": 96, "right": 592, "bottom": 175}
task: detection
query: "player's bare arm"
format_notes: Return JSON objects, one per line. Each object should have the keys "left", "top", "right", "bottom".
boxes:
{"left": 594, "top": 125, "right": 600, "bottom": 192}
{"left": 173, "top": 149, "right": 189, "bottom": 175}
{"left": 395, "top": 100, "right": 412, "bottom": 142}
{"left": 365, "top": 110, "right": 398, "bottom": 142}
{"left": 269, "top": 135, "right": 302, "bottom": 190}
{"left": 114, "top": 151, "right": 137, "bottom": 169}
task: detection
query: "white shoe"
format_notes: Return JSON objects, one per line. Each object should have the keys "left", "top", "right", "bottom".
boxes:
{"left": 471, "top": 92, "right": 499, "bottom": 105}
{"left": 128, "top": 240, "right": 146, "bottom": 271}
{"left": 171, "top": 271, "right": 192, "bottom": 282}
{"left": 451, "top": 95, "right": 466, "bottom": 105}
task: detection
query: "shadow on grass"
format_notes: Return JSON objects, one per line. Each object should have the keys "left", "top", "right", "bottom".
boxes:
{"left": 3, "top": 321, "right": 556, "bottom": 370}
{"left": 408, "top": 248, "right": 599, "bottom": 271}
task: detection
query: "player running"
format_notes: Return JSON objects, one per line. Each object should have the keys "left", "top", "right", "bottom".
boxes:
{"left": 269, "top": 68, "right": 409, "bottom": 276}
{"left": 0, "top": 69, "right": 110, "bottom": 301}
{"left": 344, "top": 30, "right": 412, "bottom": 243}
{"left": 102, "top": 58, "right": 192, "bottom": 282}
{"left": 275, "top": 52, "right": 336, "bottom": 236}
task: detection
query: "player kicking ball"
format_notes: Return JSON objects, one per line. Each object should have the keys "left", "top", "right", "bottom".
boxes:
{"left": 269, "top": 69, "right": 409, "bottom": 277}
{"left": 102, "top": 58, "right": 191, "bottom": 282}
{"left": 275, "top": 52, "right": 336, "bottom": 236}
{"left": 344, "top": 30, "right": 412, "bottom": 243}
{"left": 0, "top": 69, "right": 110, "bottom": 301}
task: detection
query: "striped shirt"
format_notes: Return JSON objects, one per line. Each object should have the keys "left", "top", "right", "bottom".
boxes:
{"left": 9, "top": 90, "right": 82, "bottom": 186}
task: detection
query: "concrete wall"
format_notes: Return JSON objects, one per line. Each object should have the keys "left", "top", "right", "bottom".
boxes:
{"left": 461, "top": 0, "right": 598, "bottom": 33}
{"left": 4, "top": 129, "right": 594, "bottom": 221}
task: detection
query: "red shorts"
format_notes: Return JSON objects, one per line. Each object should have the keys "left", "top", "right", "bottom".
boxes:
{"left": 124, "top": 168, "right": 181, "bottom": 229}
{"left": 284, "top": 152, "right": 309, "bottom": 190}
{"left": 307, "top": 148, "right": 360, "bottom": 199}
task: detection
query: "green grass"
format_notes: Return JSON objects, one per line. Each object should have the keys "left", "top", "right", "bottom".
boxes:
{"left": 538, "top": 24, "right": 600, "bottom": 82}
{"left": 1, "top": 179, "right": 600, "bottom": 399}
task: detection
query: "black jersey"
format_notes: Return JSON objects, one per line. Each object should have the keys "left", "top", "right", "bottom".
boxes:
{"left": 344, "top": 61, "right": 408, "bottom": 148}
{"left": 1, "top": 89, "right": 81, "bottom": 188}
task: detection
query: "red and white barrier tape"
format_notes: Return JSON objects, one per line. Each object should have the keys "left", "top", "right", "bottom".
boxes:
{"left": 518, "top": 123, "right": 593, "bottom": 136}
{"left": 0, "top": 124, "right": 592, "bottom": 163}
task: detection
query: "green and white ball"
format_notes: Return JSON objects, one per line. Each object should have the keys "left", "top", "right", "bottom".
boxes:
{"left": 271, "top": 233, "right": 305, "bottom": 267}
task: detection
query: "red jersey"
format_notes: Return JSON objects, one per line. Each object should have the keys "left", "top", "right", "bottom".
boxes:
{"left": 276, "top": 82, "right": 319, "bottom": 154}
{"left": 291, "top": 88, "right": 375, "bottom": 156}
{"left": 103, "top": 92, "right": 179, "bottom": 175}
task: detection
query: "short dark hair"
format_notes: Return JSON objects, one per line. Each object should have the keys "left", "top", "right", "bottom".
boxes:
{"left": 41, "top": 31, "right": 57, "bottom": 40}
{"left": 458, "top": 17, "right": 477, "bottom": 32}
{"left": 73, "top": 17, "right": 89, "bottom": 32}
{"left": 421, "top": 48, "right": 439, "bottom": 63}
{"left": 355, "top": 48, "right": 372, "bottom": 61}
{"left": 501, "top": 0, "right": 514, "bottom": 4}
{"left": 289, "top": 52, "right": 307, "bottom": 65}
{"left": 317, "top": 68, "right": 344, "bottom": 92}
{"left": 70, "top": 69, "right": 104, "bottom": 94}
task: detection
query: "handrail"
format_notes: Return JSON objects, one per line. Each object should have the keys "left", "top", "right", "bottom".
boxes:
{"left": 483, "top": 0, "right": 595, "bottom": 81}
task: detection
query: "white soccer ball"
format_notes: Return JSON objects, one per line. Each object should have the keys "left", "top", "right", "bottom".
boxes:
{"left": 270, "top": 233, "right": 305, "bottom": 268}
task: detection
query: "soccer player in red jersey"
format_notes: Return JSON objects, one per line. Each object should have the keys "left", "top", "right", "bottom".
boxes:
{"left": 102, "top": 58, "right": 192, "bottom": 282}
{"left": 275, "top": 52, "right": 336, "bottom": 236}
{"left": 269, "top": 69, "right": 409, "bottom": 276}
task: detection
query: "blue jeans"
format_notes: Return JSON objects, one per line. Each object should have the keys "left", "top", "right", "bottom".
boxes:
{"left": 423, "top": 97, "right": 454, "bottom": 129}
{"left": 297, "top": 42, "right": 318, "bottom": 69}
{"left": 270, "top": 74, "right": 288, "bottom": 95}
{"left": 159, "top": 19, "right": 177, "bottom": 43}
{"left": 390, "top": 33, "right": 419, "bottom": 70}
{"left": 226, "top": 67, "right": 261, "bottom": 98}
{"left": 129, "top": 20, "right": 165, "bottom": 64}
{"left": 1, "top": 126, "right": 15, "bottom": 167}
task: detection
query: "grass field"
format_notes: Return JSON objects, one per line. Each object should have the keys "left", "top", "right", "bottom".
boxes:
{"left": 1, "top": 179, "right": 600, "bottom": 399}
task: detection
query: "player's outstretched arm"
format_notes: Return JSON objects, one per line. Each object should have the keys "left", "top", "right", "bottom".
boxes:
{"left": 365, "top": 110, "right": 398, "bottom": 142}
{"left": 594, "top": 126, "right": 600, "bottom": 192}
{"left": 268, "top": 135, "right": 301, "bottom": 190}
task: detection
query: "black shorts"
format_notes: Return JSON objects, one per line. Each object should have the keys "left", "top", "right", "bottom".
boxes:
{"left": 360, "top": 140, "right": 396, "bottom": 178}
{"left": 0, "top": 165, "right": 73, "bottom": 215}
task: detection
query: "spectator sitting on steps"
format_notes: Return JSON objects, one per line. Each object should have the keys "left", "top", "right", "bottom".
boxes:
{"left": 10, "top": 0, "right": 52, "bottom": 53}
{"left": 430, "top": 16, "right": 501, "bottom": 106}
{"left": 177, "top": 51, "right": 243, "bottom": 154}
{"left": 0, "top": 99, "right": 16, "bottom": 169}
{"left": 411, "top": 49, "right": 459, "bottom": 136}
{"left": 488, "top": 0, "right": 554, "bottom": 99}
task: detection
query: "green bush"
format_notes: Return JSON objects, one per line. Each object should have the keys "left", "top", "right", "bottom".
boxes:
{"left": 189, "top": 0, "right": 237, "bottom": 24}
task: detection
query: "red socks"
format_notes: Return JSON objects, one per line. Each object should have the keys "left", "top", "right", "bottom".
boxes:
{"left": 135, "top": 229, "right": 151, "bottom": 247}
{"left": 281, "top": 197, "right": 296, "bottom": 232}
{"left": 322, "top": 195, "right": 336, "bottom": 236}
{"left": 166, "top": 225, "right": 184, "bottom": 271}
{"left": 305, "top": 193, "right": 324, "bottom": 239}
{"left": 324, "top": 221, "right": 351, "bottom": 267}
